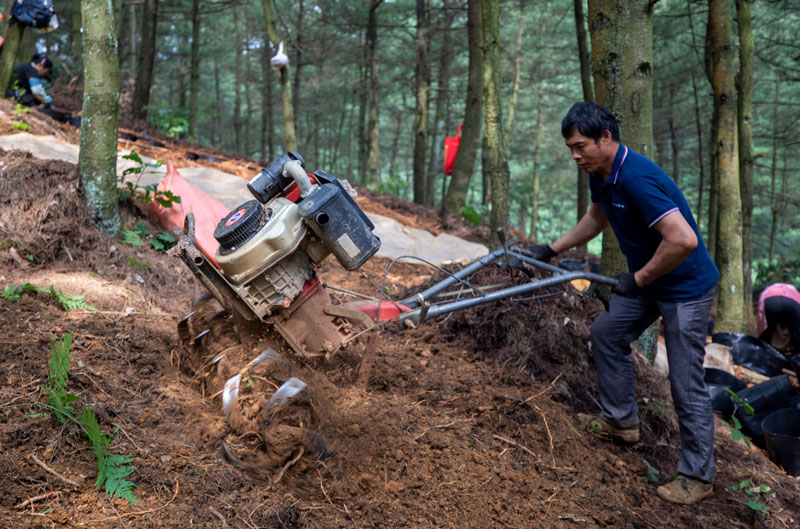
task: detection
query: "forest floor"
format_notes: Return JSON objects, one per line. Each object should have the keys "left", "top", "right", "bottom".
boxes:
{"left": 0, "top": 102, "right": 799, "bottom": 528}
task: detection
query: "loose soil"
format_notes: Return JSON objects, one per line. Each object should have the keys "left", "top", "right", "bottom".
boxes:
{"left": 1, "top": 121, "right": 799, "bottom": 529}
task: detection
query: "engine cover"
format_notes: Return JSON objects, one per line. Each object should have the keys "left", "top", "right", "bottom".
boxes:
{"left": 214, "top": 198, "right": 314, "bottom": 318}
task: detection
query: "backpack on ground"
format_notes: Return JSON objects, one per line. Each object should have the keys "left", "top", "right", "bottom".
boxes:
{"left": 10, "top": 0, "right": 55, "bottom": 29}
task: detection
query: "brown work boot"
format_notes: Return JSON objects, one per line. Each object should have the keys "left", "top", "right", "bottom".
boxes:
{"left": 656, "top": 474, "right": 713, "bottom": 505}
{"left": 577, "top": 413, "right": 640, "bottom": 443}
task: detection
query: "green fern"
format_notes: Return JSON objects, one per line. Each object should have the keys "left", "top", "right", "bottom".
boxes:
{"left": 44, "top": 333, "right": 79, "bottom": 423}
{"left": 2, "top": 282, "right": 40, "bottom": 301}
{"left": 49, "top": 286, "right": 98, "bottom": 312}
{"left": 39, "top": 333, "right": 138, "bottom": 504}
{"left": 81, "top": 408, "right": 138, "bottom": 504}
{"left": 2, "top": 283, "right": 97, "bottom": 312}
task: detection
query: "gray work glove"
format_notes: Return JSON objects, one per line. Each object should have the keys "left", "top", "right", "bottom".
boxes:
{"left": 612, "top": 272, "right": 643, "bottom": 298}
{"left": 527, "top": 244, "right": 557, "bottom": 261}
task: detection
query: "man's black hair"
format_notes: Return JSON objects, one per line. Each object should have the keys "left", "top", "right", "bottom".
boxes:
{"left": 561, "top": 101, "right": 620, "bottom": 143}
{"left": 32, "top": 54, "right": 53, "bottom": 71}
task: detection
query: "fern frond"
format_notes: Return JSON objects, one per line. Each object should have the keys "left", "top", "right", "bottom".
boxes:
{"left": 80, "top": 408, "right": 138, "bottom": 504}
{"left": 44, "top": 333, "right": 78, "bottom": 423}
{"left": 49, "top": 287, "right": 98, "bottom": 312}
{"left": 2, "top": 282, "right": 44, "bottom": 301}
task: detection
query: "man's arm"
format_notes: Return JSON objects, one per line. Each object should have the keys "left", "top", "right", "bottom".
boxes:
{"left": 633, "top": 210, "right": 697, "bottom": 286}
{"left": 550, "top": 204, "right": 608, "bottom": 254}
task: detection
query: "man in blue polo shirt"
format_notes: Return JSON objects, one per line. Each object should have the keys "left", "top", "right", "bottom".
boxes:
{"left": 529, "top": 102, "right": 719, "bottom": 505}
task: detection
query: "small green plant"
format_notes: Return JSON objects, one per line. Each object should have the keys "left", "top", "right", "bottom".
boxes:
{"left": 0, "top": 238, "right": 23, "bottom": 250}
{"left": 640, "top": 458, "right": 660, "bottom": 483}
{"left": 44, "top": 333, "right": 80, "bottom": 423}
{"left": 40, "top": 333, "right": 138, "bottom": 504}
{"left": 121, "top": 230, "right": 145, "bottom": 246}
{"left": 150, "top": 231, "right": 177, "bottom": 252}
{"left": 3, "top": 284, "right": 98, "bottom": 312}
{"left": 9, "top": 120, "right": 32, "bottom": 131}
{"left": 147, "top": 105, "right": 189, "bottom": 137}
{"left": 722, "top": 388, "right": 754, "bottom": 449}
{"left": 14, "top": 103, "right": 30, "bottom": 117}
{"left": 461, "top": 204, "right": 484, "bottom": 227}
{"left": 118, "top": 150, "right": 180, "bottom": 208}
{"left": 126, "top": 257, "right": 150, "bottom": 270}
{"left": 644, "top": 398, "right": 671, "bottom": 417}
{"left": 732, "top": 479, "right": 772, "bottom": 513}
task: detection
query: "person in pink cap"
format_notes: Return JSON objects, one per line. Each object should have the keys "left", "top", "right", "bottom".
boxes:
{"left": 758, "top": 283, "right": 800, "bottom": 355}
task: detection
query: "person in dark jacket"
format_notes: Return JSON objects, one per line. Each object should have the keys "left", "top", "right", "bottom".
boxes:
{"left": 528, "top": 102, "right": 719, "bottom": 505}
{"left": 6, "top": 54, "right": 53, "bottom": 106}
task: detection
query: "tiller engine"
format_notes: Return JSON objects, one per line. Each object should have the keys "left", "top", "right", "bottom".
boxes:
{"left": 171, "top": 153, "right": 388, "bottom": 482}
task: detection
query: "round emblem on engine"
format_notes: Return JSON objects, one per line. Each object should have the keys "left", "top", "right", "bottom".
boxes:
{"left": 226, "top": 209, "right": 247, "bottom": 226}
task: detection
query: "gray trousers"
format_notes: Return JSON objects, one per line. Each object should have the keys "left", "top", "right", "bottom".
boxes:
{"left": 590, "top": 288, "right": 716, "bottom": 482}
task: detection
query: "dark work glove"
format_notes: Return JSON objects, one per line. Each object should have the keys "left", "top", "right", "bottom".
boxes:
{"left": 612, "top": 272, "right": 643, "bottom": 298}
{"left": 527, "top": 244, "right": 557, "bottom": 261}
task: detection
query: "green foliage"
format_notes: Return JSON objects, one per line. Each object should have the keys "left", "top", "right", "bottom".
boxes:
{"left": 150, "top": 231, "right": 177, "bottom": 252}
{"left": 461, "top": 204, "right": 485, "bottom": 227}
{"left": 120, "top": 221, "right": 176, "bottom": 252}
{"left": 0, "top": 238, "right": 23, "bottom": 250}
{"left": 14, "top": 103, "right": 30, "bottom": 117}
{"left": 44, "top": 333, "right": 80, "bottom": 424}
{"left": 9, "top": 120, "right": 32, "bottom": 131}
{"left": 754, "top": 253, "right": 800, "bottom": 295}
{"left": 126, "top": 257, "right": 150, "bottom": 270}
{"left": 147, "top": 105, "right": 189, "bottom": 138}
{"left": 81, "top": 408, "right": 138, "bottom": 504}
{"left": 39, "top": 333, "right": 138, "bottom": 504}
{"left": 722, "top": 388, "right": 755, "bottom": 449}
{"left": 376, "top": 176, "right": 409, "bottom": 198}
{"left": 2, "top": 283, "right": 98, "bottom": 312}
{"left": 640, "top": 458, "right": 660, "bottom": 483}
{"left": 118, "top": 150, "right": 179, "bottom": 208}
{"left": 120, "top": 230, "right": 144, "bottom": 246}
{"left": 732, "top": 479, "right": 772, "bottom": 513}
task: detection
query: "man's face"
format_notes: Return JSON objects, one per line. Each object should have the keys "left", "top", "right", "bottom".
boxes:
{"left": 564, "top": 129, "right": 615, "bottom": 175}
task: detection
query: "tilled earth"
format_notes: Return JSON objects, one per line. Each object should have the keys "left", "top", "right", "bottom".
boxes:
{"left": 1, "top": 150, "right": 799, "bottom": 529}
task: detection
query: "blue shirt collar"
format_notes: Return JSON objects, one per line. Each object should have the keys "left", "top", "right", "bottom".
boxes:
{"left": 593, "top": 143, "right": 628, "bottom": 185}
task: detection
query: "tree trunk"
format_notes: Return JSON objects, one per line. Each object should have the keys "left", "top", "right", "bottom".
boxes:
{"left": 704, "top": 4, "right": 719, "bottom": 263}
{"left": 262, "top": 46, "right": 274, "bottom": 162}
{"left": 188, "top": 0, "right": 201, "bottom": 142}
{"left": 482, "top": 0, "right": 510, "bottom": 248}
{"left": 233, "top": 24, "right": 243, "bottom": 153}
{"left": 71, "top": 0, "right": 82, "bottom": 65}
{"left": 293, "top": 0, "right": 304, "bottom": 129}
{"left": 427, "top": 0, "right": 454, "bottom": 206}
{"left": 768, "top": 80, "right": 780, "bottom": 263}
{"left": 503, "top": 2, "right": 524, "bottom": 141}
{"left": 692, "top": 72, "right": 705, "bottom": 232}
{"left": 736, "top": 0, "right": 754, "bottom": 328}
{"left": 444, "top": 0, "right": 483, "bottom": 216}
{"left": 357, "top": 29, "right": 368, "bottom": 184}
{"left": 214, "top": 56, "right": 223, "bottom": 147}
{"left": 261, "top": 0, "right": 297, "bottom": 152}
{"left": 367, "top": 0, "right": 382, "bottom": 188}
{"left": 709, "top": 0, "right": 743, "bottom": 333}
{"left": 530, "top": 80, "right": 545, "bottom": 240}
{"left": 79, "top": 0, "right": 121, "bottom": 237}
{"left": 128, "top": 1, "right": 137, "bottom": 73}
{"left": 588, "top": 0, "right": 654, "bottom": 275}
{"left": 574, "top": 0, "right": 592, "bottom": 230}
{"left": 0, "top": 21, "right": 25, "bottom": 95}
{"left": 668, "top": 85, "right": 680, "bottom": 184}
{"left": 588, "top": 0, "right": 656, "bottom": 360}
{"left": 412, "top": 0, "right": 430, "bottom": 205}
{"left": 132, "top": 0, "right": 158, "bottom": 120}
